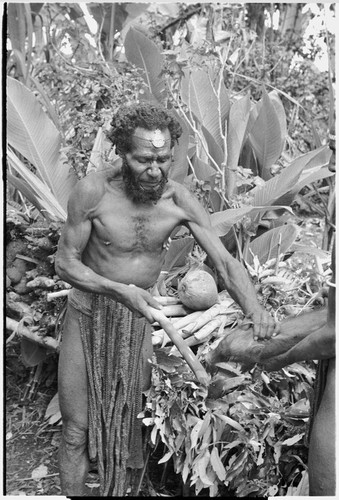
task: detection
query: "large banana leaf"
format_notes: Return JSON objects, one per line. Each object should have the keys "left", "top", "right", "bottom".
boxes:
{"left": 294, "top": 166, "right": 334, "bottom": 193}
{"left": 268, "top": 90, "right": 287, "bottom": 144}
{"left": 251, "top": 146, "right": 329, "bottom": 207}
{"left": 248, "top": 88, "right": 284, "bottom": 180}
{"left": 193, "top": 156, "right": 216, "bottom": 181}
{"left": 227, "top": 94, "right": 251, "bottom": 171}
{"left": 201, "top": 124, "right": 224, "bottom": 168}
{"left": 8, "top": 4, "right": 26, "bottom": 53}
{"left": 124, "top": 26, "right": 167, "bottom": 103}
{"left": 210, "top": 205, "right": 293, "bottom": 237}
{"left": 7, "top": 172, "right": 53, "bottom": 222}
{"left": 169, "top": 109, "right": 190, "bottom": 184}
{"left": 7, "top": 76, "right": 76, "bottom": 211}
{"left": 7, "top": 148, "right": 67, "bottom": 221}
{"left": 162, "top": 237, "right": 195, "bottom": 272}
{"left": 181, "top": 68, "right": 230, "bottom": 150}
{"left": 226, "top": 94, "right": 251, "bottom": 196}
{"left": 247, "top": 224, "right": 300, "bottom": 265}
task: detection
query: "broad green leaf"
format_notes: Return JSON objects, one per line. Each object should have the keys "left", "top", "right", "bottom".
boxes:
{"left": 210, "top": 205, "right": 292, "bottom": 237}
{"left": 20, "top": 339, "right": 47, "bottom": 367}
{"left": 281, "top": 433, "right": 304, "bottom": 446}
{"left": 170, "top": 109, "right": 189, "bottom": 183}
{"left": 7, "top": 76, "right": 76, "bottom": 210}
{"left": 29, "top": 75, "right": 61, "bottom": 130}
{"left": 124, "top": 26, "right": 166, "bottom": 102}
{"left": 162, "top": 237, "right": 194, "bottom": 272}
{"left": 158, "top": 450, "right": 174, "bottom": 464}
{"left": 23, "top": 3, "right": 33, "bottom": 83}
{"left": 268, "top": 90, "right": 287, "bottom": 144}
{"left": 181, "top": 68, "right": 230, "bottom": 150}
{"left": 215, "top": 413, "right": 245, "bottom": 432}
{"left": 289, "top": 244, "right": 330, "bottom": 259}
{"left": 7, "top": 172, "right": 51, "bottom": 220}
{"left": 251, "top": 146, "right": 329, "bottom": 207}
{"left": 48, "top": 411, "right": 62, "bottom": 426}
{"left": 120, "top": 4, "right": 152, "bottom": 38}
{"left": 10, "top": 49, "right": 27, "bottom": 80}
{"left": 7, "top": 148, "right": 67, "bottom": 221}
{"left": 193, "top": 156, "right": 216, "bottom": 181}
{"left": 201, "top": 124, "right": 225, "bottom": 169}
{"left": 227, "top": 94, "right": 251, "bottom": 171}
{"left": 247, "top": 224, "right": 300, "bottom": 265}
{"left": 196, "top": 450, "right": 214, "bottom": 486}
{"left": 45, "top": 392, "right": 60, "bottom": 419}
{"left": 211, "top": 206, "right": 254, "bottom": 236}
{"left": 210, "top": 447, "right": 226, "bottom": 481}
{"left": 8, "top": 4, "right": 26, "bottom": 53}
{"left": 190, "top": 419, "right": 204, "bottom": 450}
{"left": 293, "top": 165, "right": 334, "bottom": 195}
{"left": 248, "top": 88, "right": 284, "bottom": 180}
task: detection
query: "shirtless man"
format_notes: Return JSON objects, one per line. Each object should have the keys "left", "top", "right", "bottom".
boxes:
{"left": 55, "top": 102, "right": 279, "bottom": 496}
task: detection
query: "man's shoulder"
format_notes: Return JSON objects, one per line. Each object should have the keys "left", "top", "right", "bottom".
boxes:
{"left": 165, "top": 180, "right": 209, "bottom": 223}
{"left": 69, "top": 170, "right": 111, "bottom": 209}
{"left": 167, "top": 180, "right": 199, "bottom": 207}
{"left": 167, "top": 179, "right": 190, "bottom": 199}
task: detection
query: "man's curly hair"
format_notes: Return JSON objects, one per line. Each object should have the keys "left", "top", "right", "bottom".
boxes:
{"left": 107, "top": 102, "right": 182, "bottom": 155}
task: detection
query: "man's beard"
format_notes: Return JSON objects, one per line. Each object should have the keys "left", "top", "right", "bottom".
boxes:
{"left": 122, "top": 159, "right": 168, "bottom": 203}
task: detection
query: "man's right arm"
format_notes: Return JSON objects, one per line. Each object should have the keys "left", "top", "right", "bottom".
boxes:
{"left": 55, "top": 179, "right": 161, "bottom": 322}
{"left": 55, "top": 179, "right": 120, "bottom": 295}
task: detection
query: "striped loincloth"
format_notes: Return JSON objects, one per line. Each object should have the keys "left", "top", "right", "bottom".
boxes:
{"left": 69, "top": 288, "right": 152, "bottom": 496}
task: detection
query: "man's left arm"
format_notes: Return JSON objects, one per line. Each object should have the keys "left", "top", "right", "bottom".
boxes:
{"left": 180, "top": 189, "right": 279, "bottom": 340}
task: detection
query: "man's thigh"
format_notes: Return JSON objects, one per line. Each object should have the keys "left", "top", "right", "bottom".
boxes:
{"left": 58, "top": 304, "right": 88, "bottom": 428}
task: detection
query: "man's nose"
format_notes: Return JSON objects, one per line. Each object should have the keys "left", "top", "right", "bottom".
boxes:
{"left": 147, "top": 164, "right": 161, "bottom": 178}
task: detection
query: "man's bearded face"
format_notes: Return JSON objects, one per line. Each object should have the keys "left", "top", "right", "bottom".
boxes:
{"left": 122, "top": 158, "right": 168, "bottom": 203}
{"left": 121, "top": 128, "right": 172, "bottom": 203}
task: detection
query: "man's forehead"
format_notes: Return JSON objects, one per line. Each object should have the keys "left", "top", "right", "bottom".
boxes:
{"left": 131, "top": 128, "right": 171, "bottom": 150}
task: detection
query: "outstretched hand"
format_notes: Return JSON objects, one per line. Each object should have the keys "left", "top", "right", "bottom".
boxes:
{"left": 241, "top": 308, "right": 280, "bottom": 341}
{"left": 119, "top": 284, "right": 163, "bottom": 323}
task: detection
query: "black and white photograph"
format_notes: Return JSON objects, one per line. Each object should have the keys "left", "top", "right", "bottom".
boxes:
{"left": 4, "top": 2, "right": 336, "bottom": 496}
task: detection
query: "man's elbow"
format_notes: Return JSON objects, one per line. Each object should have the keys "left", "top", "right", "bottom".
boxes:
{"left": 54, "top": 253, "right": 68, "bottom": 281}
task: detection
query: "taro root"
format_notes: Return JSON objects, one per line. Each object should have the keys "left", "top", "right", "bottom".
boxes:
{"left": 178, "top": 269, "right": 219, "bottom": 311}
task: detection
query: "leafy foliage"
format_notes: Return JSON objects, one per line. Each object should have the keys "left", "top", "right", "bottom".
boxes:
{"left": 142, "top": 352, "right": 313, "bottom": 497}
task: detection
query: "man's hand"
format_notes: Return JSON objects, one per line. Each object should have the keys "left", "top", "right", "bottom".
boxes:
{"left": 241, "top": 308, "right": 280, "bottom": 341}
{"left": 118, "top": 284, "right": 163, "bottom": 323}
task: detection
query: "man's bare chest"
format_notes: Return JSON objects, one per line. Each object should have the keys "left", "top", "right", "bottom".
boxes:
{"left": 90, "top": 197, "right": 182, "bottom": 252}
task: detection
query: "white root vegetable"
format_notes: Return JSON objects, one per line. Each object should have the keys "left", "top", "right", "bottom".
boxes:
{"left": 153, "top": 310, "right": 203, "bottom": 340}
{"left": 161, "top": 304, "right": 193, "bottom": 317}
{"left": 185, "top": 331, "right": 215, "bottom": 347}
{"left": 27, "top": 277, "right": 56, "bottom": 288}
{"left": 193, "top": 315, "right": 227, "bottom": 342}
{"left": 154, "top": 296, "right": 181, "bottom": 306}
{"left": 47, "top": 289, "right": 71, "bottom": 301}
{"left": 184, "top": 299, "right": 236, "bottom": 334}
{"left": 149, "top": 307, "right": 209, "bottom": 385}
{"left": 6, "top": 317, "right": 60, "bottom": 351}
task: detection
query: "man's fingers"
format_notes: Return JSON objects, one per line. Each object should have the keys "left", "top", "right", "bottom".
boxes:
{"left": 251, "top": 311, "right": 278, "bottom": 341}
{"left": 240, "top": 319, "right": 252, "bottom": 331}
{"left": 147, "top": 295, "right": 163, "bottom": 310}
